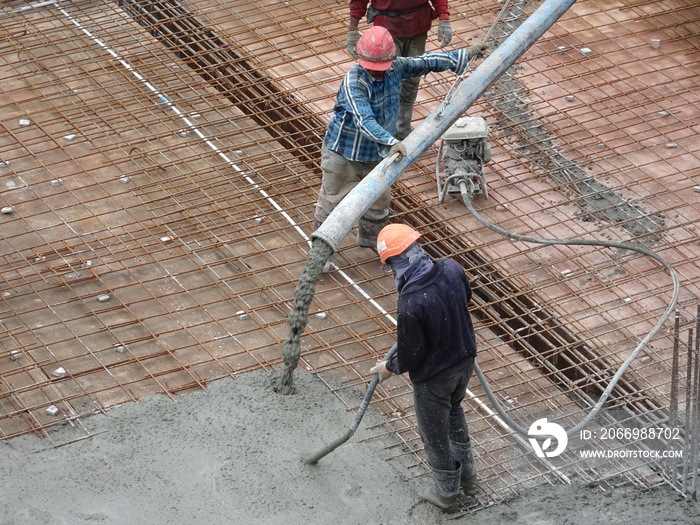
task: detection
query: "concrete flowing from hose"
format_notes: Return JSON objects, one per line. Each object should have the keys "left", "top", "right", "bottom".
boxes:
{"left": 275, "top": 238, "right": 334, "bottom": 395}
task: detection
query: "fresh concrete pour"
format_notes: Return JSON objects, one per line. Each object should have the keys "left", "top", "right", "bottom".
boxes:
{"left": 277, "top": 238, "right": 333, "bottom": 395}
{"left": 2, "top": 370, "right": 699, "bottom": 525}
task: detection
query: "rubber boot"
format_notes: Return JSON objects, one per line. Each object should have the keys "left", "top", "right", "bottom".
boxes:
{"left": 421, "top": 462, "right": 461, "bottom": 513}
{"left": 451, "top": 439, "right": 478, "bottom": 496}
{"left": 313, "top": 218, "right": 334, "bottom": 272}
{"left": 395, "top": 102, "right": 414, "bottom": 140}
{"left": 356, "top": 216, "right": 388, "bottom": 249}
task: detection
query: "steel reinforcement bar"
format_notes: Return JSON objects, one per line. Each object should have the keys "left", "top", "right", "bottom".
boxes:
{"left": 116, "top": 0, "right": 672, "bottom": 428}
{"left": 118, "top": 0, "right": 326, "bottom": 172}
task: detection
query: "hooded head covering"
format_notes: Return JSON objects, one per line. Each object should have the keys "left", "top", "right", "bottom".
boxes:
{"left": 386, "top": 242, "right": 434, "bottom": 291}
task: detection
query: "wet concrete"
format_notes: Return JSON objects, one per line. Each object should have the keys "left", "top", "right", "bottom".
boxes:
{"left": 472, "top": 480, "right": 700, "bottom": 524}
{"left": 2, "top": 369, "right": 699, "bottom": 525}
{"left": 1, "top": 371, "right": 424, "bottom": 525}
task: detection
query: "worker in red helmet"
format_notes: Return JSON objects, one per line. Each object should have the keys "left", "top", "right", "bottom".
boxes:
{"left": 347, "top": 1, "right": 453, "bottom": 140}
{"left": 370, "top": 223, "right": 478, "bottom": 513}
{"left": 315, "top": 26, "right": 486, "bottom": 253}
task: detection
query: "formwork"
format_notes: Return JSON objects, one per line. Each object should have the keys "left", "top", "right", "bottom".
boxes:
{"left": 1, "top": 0, "right": 699, "bottom": 508}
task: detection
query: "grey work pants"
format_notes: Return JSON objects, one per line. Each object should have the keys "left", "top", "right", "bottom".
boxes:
{"left": 413, "top": 356, "right": 475, "bottom": 471}
{"left": 393, "top": 32, "right": 428, "bottom": 139}
{"left": 314, "top": 146, "right": 391, "bottom": 224}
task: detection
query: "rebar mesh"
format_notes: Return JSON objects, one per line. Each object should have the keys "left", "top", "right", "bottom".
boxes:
{"left": 1, "top": 0, "right": 699, "bottom": 508}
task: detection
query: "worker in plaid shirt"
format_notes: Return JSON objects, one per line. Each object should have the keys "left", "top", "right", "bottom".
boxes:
{"left": 314, "top": 26, "right": 485, "bottom": 252}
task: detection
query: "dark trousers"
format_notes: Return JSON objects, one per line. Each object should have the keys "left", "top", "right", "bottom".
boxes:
{"left": 392, "top": 33, "right": 428, "bottom": 139}
{"left": 413, "top": 356, "right": 475, "bottom": 471}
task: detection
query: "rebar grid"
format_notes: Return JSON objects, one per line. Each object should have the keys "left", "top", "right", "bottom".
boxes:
{"left": 1, "top": 0, "right": 698, "bottom": 507}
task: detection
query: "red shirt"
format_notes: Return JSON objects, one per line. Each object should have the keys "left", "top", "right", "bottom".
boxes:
{"left": 350, "top": 1, "right": 450, "bottom": 39}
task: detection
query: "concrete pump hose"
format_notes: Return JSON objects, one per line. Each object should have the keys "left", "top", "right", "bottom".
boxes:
{"left": 459, "top": 182, "right": 680, "bottom": 438}
{"left": 305, "top": 344, "right": 398, "bottom": 464}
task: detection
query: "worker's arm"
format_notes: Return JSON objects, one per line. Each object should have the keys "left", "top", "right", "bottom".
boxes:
{"left": 349, "top": 0, "right": 368, "bottom": 23}
{"left": 385, "top": 311, "right": 427, "bottom": 375}
{"left": 395, "top": 49, "right": 470, "bottom": 80}
{"left": 347, "top": 2, "right": 366, "bottom": 56}
{"left": 460, "top": 266, "right": 473, "bottom": 304}
{"left": 344, "top": 72, "right": 399, "bottom": 148}
{"left": 431, "top": 0, "right": 450, "bottom": 20}
{"left": 432, "top": 0, "right": 452, "bottom": 47}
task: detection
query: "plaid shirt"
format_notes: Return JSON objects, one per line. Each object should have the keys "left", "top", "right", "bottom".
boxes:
{"left": 323, "top": 50, "right": 469, "bottom": 164}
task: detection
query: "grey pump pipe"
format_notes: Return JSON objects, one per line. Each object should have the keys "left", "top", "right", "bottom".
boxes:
{"left": 306, "top": 344, "right": 398, "bottom": 464}
{"left": 299, "top": 0, "right": 577, "bottom": 442}
{"left": 311, "top": 0, "right": 577, "bottom": 251}
{"left": 306, "top": 0, "right": 676, "bottom": 447}
{"left": 458, "top": 182, "right": 680, "bottom": 438}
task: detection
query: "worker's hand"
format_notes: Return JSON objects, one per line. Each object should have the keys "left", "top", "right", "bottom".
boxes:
{"left": 370, "top": 360, "right": 392, "bottom": 384}
{"left": 437, "top": 20, "right": 453, "bottom": 48}
{"left": 346, "top": 30, "right": 360, "bottom": 58}
{"left": 389, "top": 142, "right": 407, "bottom": 162}
{"left": 467, "top": 42, "right": 488, "bottom": 60}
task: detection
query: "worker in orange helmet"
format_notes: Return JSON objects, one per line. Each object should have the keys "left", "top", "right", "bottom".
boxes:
{"left": 370, "top": 223, "right": 478, "bottom": 513}
{"left": 347, "top": 1, "right": 453, "bottom": 140}
{"left": 315, "top": 26, "right": 486, "bottom": 253}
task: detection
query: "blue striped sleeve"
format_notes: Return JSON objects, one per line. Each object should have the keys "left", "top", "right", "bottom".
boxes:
{"left": 396, "top": 49, "right": 470, "bottom": 80}
{"left": 345, "top": 72, "right": 398, "bottom": 148}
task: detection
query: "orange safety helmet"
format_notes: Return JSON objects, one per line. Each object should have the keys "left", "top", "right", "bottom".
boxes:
{"left": 377, "top": 224, "right": 421, "bottom": 264}
{"left": 355, "top": 26, "right": 397, "bottom": 72}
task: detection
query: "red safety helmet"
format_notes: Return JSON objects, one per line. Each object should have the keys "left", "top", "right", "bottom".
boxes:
{"left": 356, "top": 26, "right": 397, "bottom": 72}
{"left": 377, "top": 224, "right": 421, "bottom": 264}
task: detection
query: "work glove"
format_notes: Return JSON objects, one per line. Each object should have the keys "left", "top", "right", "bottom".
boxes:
{"left": 389, "top": 141, "right": 407, "bottom": 162}
{"left": 346, "top": 30, "right": 360, "bottom": 58}
{"left": 467, "top": 42, "right": 488, "bottom": 59}
{"left": 437, "top": 20, "right": 452, "bottom": 48}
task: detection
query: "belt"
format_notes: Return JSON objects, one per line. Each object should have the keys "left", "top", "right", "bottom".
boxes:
{"left": 367, "top": 2, "right": 428, "bottom": 24}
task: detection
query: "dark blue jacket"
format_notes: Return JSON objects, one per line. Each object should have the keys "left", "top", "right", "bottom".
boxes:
{"left": 386, "top": 258, "right": 477, "bottom": 383}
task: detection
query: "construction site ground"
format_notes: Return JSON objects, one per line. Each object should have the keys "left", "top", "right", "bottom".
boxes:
{"left": 1, "top": 0, "right": 700, "bottom": 522}
{"left": 4, "top": 370, "right": 700, "bottom": 525}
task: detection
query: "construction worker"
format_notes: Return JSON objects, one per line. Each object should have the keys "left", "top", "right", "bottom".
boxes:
{"left": 370, "top": 223, "right": 478, "bottom": 513}
{"left": 315, "top": 26, "right": 485, "bottom": 250}
{"left": 346, "top": 1, "right": 453, "bottom": 139}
